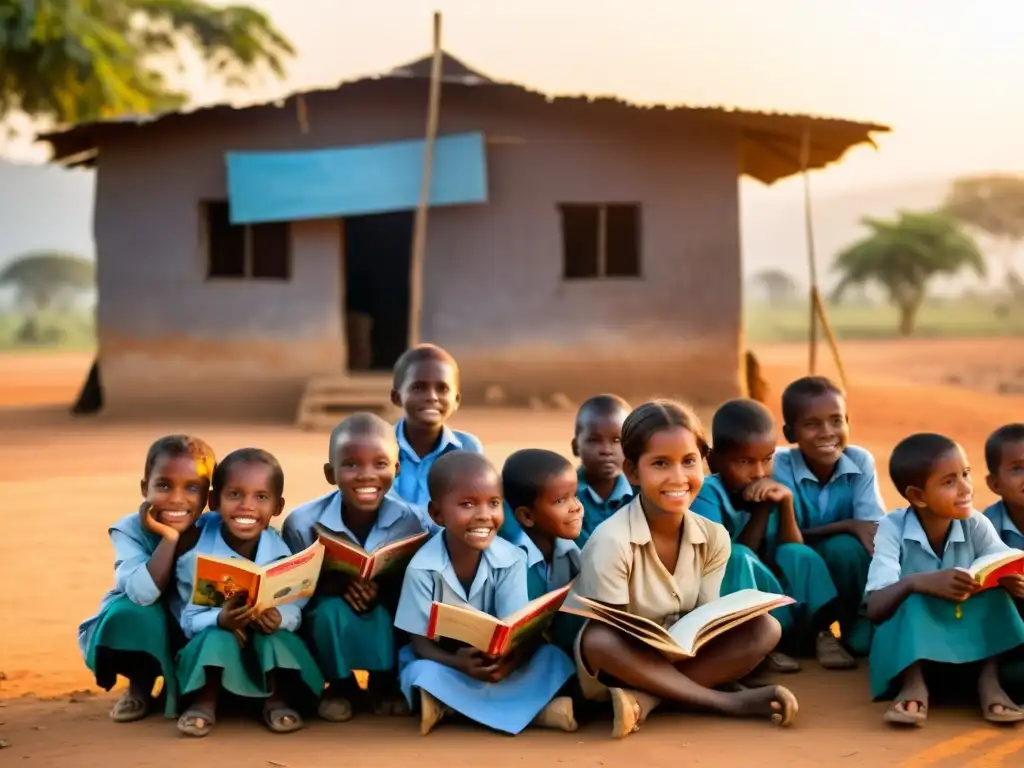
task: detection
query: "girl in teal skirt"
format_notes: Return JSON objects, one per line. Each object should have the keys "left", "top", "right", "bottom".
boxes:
{"left": 692, "top": 400, "right": 849, "bottom": 673}
{"left": 281, "top": 413, "right": 435, "bottom": 721}
{"left": 173, "top": 449, "right": 325, "bottom": 737}
{"left": 77, "top": 434, "right": 216, "bottom": 723}
{"left": 866, "top": 433, "right": 1024, "bottom": 726}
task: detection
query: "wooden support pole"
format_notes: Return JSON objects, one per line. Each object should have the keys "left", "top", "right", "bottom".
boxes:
{"left": 801, "top": 126, "right": 819, "bottom": 375}
{"left": 407, "top": 12, "right": 443, "bottom": 349}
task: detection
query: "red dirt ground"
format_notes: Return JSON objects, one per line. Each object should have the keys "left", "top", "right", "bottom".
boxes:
{"left": 2, "top": 340, "right": 1024, "bottom": 766}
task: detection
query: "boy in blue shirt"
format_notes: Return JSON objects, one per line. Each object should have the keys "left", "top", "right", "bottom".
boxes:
{"left": 389, "top": 344, "right": 483, "bottom": 512}
{"left": 572, "top": 394, "right": 633, "bottom": 546}
{"left": 865, "top": 433, "right": 1024, "bottom": 726}
{"left": 502, "top": 448, "right": 585, "bottom": 656}
{"left": 983, "top": 423, "right": 1024, "bottom": 551}
{"left": 773, "top": 376, "right": 885, "bottom": 657}
{"left": 693, "top": 399, "right": 850, "bottom": 671}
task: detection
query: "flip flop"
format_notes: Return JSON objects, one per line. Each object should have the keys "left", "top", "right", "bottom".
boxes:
{"left": 816, "top": 632, "right": 857, "bottom": 670}
{"left": 263, "top": 705, "right": 304, "bottom": 734}
{"left": 984, "top": 703, "right": 1024, "bottom": 724}
{"left": 769, "top": 685, "right": 799, "bottom": 727}
{"left": 176, "top": 707, "right": 215, "bottom": 737}
{"left": 109, "top": 690, "right": 151, "bottom": 723}
{"left": 883, "top": 700, "right": 927, "bottom": 726}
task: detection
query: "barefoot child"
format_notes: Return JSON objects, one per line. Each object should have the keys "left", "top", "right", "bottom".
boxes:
{"left": 174, "top": 449, "right": 324, "bottom": 737}
{"left": 773, "top": 376, "right": 885, "bottom": 657}
{"left": 866, "top": 433, "right": 1024, "bottom": 726}
{"left": 574, "top": 400, "right": 798, "bottom": 739}
{"left": 394, "top": 452, "right": 577, "bottom": 735}
{"left": 390, "top": 344, "right": 483, "bottom": 512}
{"left": 502, "top": 448, "right": 586, "bottom": 656}
{"left": 692, "top": 400, "right": 850, "bottom": 672}
{"left": 282, "top": 413, "right": 434, "bottom": 722}
{"left": 78, "top": 434, "right": 216, "bottom": 723}
{"left": 573, "top": 395, "right": 634, "bottom": 546}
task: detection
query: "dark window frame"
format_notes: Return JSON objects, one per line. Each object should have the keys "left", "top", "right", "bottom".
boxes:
{"left": 558, "top": 202, "right": 642, "bottom": 280}
{"left": 201, "top": 200, "right": 291, "bottom": 281}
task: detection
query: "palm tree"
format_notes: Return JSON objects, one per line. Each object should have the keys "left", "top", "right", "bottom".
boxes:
{"left": 0, "top": 0, "right": 293, "bottom": 126}
{"left": 832, "top": 211, "right": 985, "bottom": 336}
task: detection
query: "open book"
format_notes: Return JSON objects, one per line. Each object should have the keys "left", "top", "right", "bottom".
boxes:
{"left": 315, "top": 523, "right": 429, "bottom": 580}
{"left": 426, "top": 583, "right": 572, "bottom": 656}
{"left": 191, "top": 541, "right": 324, "bottom": 612}
{"left": 562, "top": 589, "right": 795, "bottom": 662}
{"left": 958, "top": 549, "right": 1024, "bottom": 588}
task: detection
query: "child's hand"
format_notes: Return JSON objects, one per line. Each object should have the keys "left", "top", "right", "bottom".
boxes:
{"left": 999, "top": 574, "right": 1024, "bottom": 599}
{"left": 454, "top": 647, "right": 501, "bottom": 682}
{"left": 742, "top": 479, "right": 792, "bottom": 505}
{"left": 217, "top": 596, "right": 256, "bottom": 631}
{"left": 343, "top": 578, "right": 379, "bottom": 614}
{"left": 138, "top": 502, "right": 181, "bottom": 542}
{"left": 916, "top": 568, "right": 981, "bottom": 602}
{"left": 847, "top": 519, "right": 879, "bottom": 556}
{"left": 253, "top": 607, "right": 283, "bottom": 634}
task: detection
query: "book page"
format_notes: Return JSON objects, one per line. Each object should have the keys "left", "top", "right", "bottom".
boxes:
{"left": 968, "top": 549, "right": 1024, "bottom": 581}
{"left": 192, "top": 555, "right": 262, "bottom": 608}
{"left": 366, "top": 532, "right": 430, "bottom": 580}
{"left": 666, "top": 590, "right": 794, "bottom": 655}
{"left": 254, "top": 542, "right": 325, "bottom": 610}
{"left": 316, "top": 524, "right": 372, "bottom": 577}
{"left": 428, "top": 601, "right": 502, "bottom": 653}
{"left": 561, "top": 594, "right": 677, "bottom": 645}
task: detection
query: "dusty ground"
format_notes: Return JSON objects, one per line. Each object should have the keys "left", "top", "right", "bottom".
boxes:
{"left": 3, "top": 340, "right": 1024, "bottom": 766}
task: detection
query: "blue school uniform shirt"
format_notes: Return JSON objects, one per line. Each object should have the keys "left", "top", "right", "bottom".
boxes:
{"left": 391, "top": 419, "right": 484, "bottom": 511}
{"left": 576, "top": 468, "right": 634, "bottom": 547}
{"left": 690, "top": 474, "right": 780, "bottom": 555}
{"left": 773, "top": 445, "right": 886, "bottom": 528}
{"left": 281, "top": 489, "right": 436, "bottom": 554}
{"left": 509, "top": 528, "right": 581, "bottom": 600}
{"left": 983, "top": 501, "right": 1024, "bottom": 551}
{"left": 174, "top": 517, "right": 307, "bottom": 639}
{"left": 77, "top": 511, "right": 216, "bottom": 656}
{"left": 864, "top": 507, "right": 1011, "bottom": 594}
{"left": 394, "top": 532, "right": 528, "bottom": 636}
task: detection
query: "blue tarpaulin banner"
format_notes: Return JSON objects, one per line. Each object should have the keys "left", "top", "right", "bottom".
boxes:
{"left": 226, "top": 132, "right": 488, "bottom": 224}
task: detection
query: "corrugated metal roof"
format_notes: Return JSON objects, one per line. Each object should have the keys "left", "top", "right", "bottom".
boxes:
{"left": 37, "top": 50, "right": 889, "bottom": 185}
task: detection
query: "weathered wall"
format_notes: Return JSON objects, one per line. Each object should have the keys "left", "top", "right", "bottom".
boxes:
{"left": 92, "top": 81, "right": 742, "bottom": 417}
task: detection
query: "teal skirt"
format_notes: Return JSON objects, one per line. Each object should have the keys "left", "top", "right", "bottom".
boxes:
{"left": 301, "top": 596, "right": 395, "bottom": 681}
{"left": 774, "top": 542, "right": 839, "bottom": 630}
{"left": 84, "top": 596, "right": 180, "bottom": 718}
{"left": 177, "top": 627, "right": 325, "bottom": 702}
{"left": 869, "top": 590, "right": 1024, "bottom": 699}
{"left": 813, "top": 534, "right": 873, "bottom": 655}
{"left": 721, "top": 544, "right": 796, "bottom": 635}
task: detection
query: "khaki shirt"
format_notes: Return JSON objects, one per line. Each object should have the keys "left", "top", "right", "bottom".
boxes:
{"left": 574, "top": 495, "right": 731, "bottom": 627}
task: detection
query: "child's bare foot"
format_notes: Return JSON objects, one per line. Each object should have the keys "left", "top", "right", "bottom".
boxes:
{"left": 883, "top": 664, "right": 928, "bottom": 726}
{"left": 109, "top": 681, "right": 152, "bottom": 723}
{"left": 725, "top": 685, "right": 799, "bottom": 726}
{"left": 533, "top": 696, "right": 577, "bottom": 732}
{"left": 979, "top": 660, "right": 1024, "bottom": 724}
{"left": 263, "top": 697, "right": 304, "bottom": 734}
{"left": 816, "top": 631, "right": 856, "bottom": 670}
{"left": 419, "top": 689, "right": 451, "bottom": 736}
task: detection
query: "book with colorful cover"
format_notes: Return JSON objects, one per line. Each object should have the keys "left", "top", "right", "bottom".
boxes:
{"left": 426, "top": 583, "right": 572, "bottom": 656}
{"left": 959, "top": 549, "right": 1024, "bottom": 588}
{"left": 191, "top": 541, "right": 324, "bottom": 612}
{"left": 315, "top": 523, "right": 429, "bottom": 580}
{"left": 561, "top": 588, "right": 794, "bottom": 662}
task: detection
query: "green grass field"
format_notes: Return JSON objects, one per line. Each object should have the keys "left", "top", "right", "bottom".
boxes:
{"left": 745, "top": 298, "right": 1024, "bottom": 343}
{"left": 0, "top": 311, "right": 96, "bottom": 352}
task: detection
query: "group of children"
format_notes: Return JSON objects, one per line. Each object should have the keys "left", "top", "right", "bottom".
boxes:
{"left": 78, "top": 342, "right": 1024, "bottom": 739}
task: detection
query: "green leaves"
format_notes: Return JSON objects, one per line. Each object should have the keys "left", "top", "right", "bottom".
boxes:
{"left": 0, "top": 0, "right": 293, "bottom": 125}
{"left": 0, "top": 250, "right": 94, "bottom": 310}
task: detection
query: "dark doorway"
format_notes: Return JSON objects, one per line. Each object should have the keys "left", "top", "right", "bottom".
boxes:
{"left": 342, "top": 211, "right": 413, "bottom": 372}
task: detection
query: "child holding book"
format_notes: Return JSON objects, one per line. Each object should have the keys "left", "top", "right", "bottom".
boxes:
{"left": 773, "top": 376, "right": 885, "bottom": 657}
{"left": 78, "top": 434, "right": 216, "bottom": 723}
{"left": 573, "top": 395, "right": 634, "bottom": 547}
{"left": 866, "top": 433, "right": 1024, "bottom": 726}
{"left": 174, "top": 449, "right": 324, "bottom": 737}
{"left": 390, "top": 344, "right": 483, "bottom": 511}
{"left": 692, "top": 399, "right": 849, "bottom": 672}
{"left": 503, "top": 448, "right": 585, "bottom": 656}
{"left": 394, "top": 451, "right": 577, "bottom": 735}
{"left": 282, "top": 413, "right": 434, "bottom": 722}
{"left": 574, "top": 400, "right": 798, "bottom": 739}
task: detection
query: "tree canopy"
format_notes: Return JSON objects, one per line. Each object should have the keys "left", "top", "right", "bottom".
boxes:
{"left": 832, "top": 211, "right": 985, "bottom": 336}
{"left": 0, "top": 250, "right": 94, "bottom": 310}
{"left": 751, "top": 268, "right": 797, "bottom": 305}
{"left": 0, "top": 0, "right": 294, "bottom": 126}
{"left": 944, "top": 174, "right": 1024, "bottom": 280}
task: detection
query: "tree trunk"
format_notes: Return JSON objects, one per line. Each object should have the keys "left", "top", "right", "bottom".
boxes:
{"left": 896, "top": 296, "right": 922, "bottom": 336}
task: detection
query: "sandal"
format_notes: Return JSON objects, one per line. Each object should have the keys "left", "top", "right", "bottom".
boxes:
{"left": 176, "top": 707, "right": 216, "bottom": 737}
{"left": 318, "top": 696, "right": 354, "bottom": 722}
{"left": 263, "top": 705, "right": 304, "bottom": 734}
{"left": 983, "top": 702, "right": 1024, "bottom": 725}
{"left": 109, "top": 690, "right": 151, "bottom": 723}
{"left": 883, "top": 699, "right": 927, "bottom": 726}
{"left": 816, "top": 631, "right": 857, "bottom": 670}
{"left": 609, "top": 687, "right": 641, "bottom": 739}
